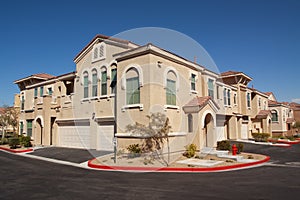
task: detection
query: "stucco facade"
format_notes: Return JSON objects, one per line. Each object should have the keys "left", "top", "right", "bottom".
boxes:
{"left": 14, "top": 34, "right": 295, "bottom": 152}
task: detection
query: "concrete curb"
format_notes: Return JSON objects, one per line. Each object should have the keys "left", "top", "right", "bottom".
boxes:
{"left": 0, "top": 146, "right": 33, "bottom": 153}
{"left": 87, "top": 156, "right": 270, "bottom": 173}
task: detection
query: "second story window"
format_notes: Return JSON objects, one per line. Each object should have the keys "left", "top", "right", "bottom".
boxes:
{"left": 40, "top": 86, "right": 44, "bottom": 97}
{"left": 234, "top": 94, "right": 237, "bottom": 105}
{"left": 34, "top": 88, "right": 38, "bottom": 97}
{"left": 126, "top": 68, "right": 140, "bottom": 105}
{"left": 101, "top": 69, "right": 107, "bottom": 96}
{"left": 191, "top": 74, "right": 196, "bottom": 91}
{"left": 27, "top": 120, "right": 33, "bottom": 137}
{"left": 223, "top": 88, "right": 227, "bottom": 105}
{"left": 83, "top": 72, "right": 89, "bottom": 98}
{"left": 247, "top": 93, "right": 251, "bottom": 108}
{"left": 111, "top": 68, "right": 117, "bottom": 94}
{"left": 166, "top": 71, "right": 177, "bottom": 106}
{"left": 271, "top": 110, "right": 278, "bottom": 122}
{"left": 92, "top": 69, "right": 98, "bottom": 97}
{"left": 208, "top": 79, "right": 214, "bottom": 99}
{"left": 20, "top": 122, "right": 24, "bottom": 134}
{"left": 227, "top": 90, "right": 231, "bottom": 106}
{"left": 21, "top": 95, "right": 25, "bottom": 110}
{"left": 48, "top": 87, "right": 53, "bottom": 96}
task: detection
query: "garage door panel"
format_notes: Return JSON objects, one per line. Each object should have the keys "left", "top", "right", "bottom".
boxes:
{"left": 97, "top": 125, "right": 114, "bottom": 151}
{"left": 59, "top": 126, "right": 90, "bottom": 149}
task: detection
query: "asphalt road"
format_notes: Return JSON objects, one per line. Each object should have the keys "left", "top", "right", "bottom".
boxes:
{"left": 1, "top": 143, "right": 300, "bottom": 200}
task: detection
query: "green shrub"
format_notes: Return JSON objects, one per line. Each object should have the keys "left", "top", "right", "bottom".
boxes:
{"left": 8, "top": 137, "right": 20, "bottom": 149}
{"left": 127, "top": 144, "right": 142, "bottom": 158}
{"left": 217, "top": 140, "right": 231, "bottom": 151}
{"left": 0, "top": 138, "right": 8, "bottom": 145}
{"left": 19, "top": 136, "right": 32, "bottom": 147}
{"left": 252, "top": 133, "right": 270, "bottom": 142}
{"left": 286, "top": 136, "right": 295, "bottom": 141}
{"left": 183, "top": 144, "right": 197, "bottom": 158}
{"left": 237, "top": 143, "right": 244, "bottom": 154}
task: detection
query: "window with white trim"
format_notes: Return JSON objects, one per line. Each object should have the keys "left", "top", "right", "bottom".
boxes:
{"left": 191, "top": 73, "right": 196, "bottom": 91}
{"left": 271, "top": 110, "right": 278, "bottom": 122}
{"left": 208, "top": 79, "right": 214, "bottom": 99}
{"left": 111, "top": 68, "right": 117, "bottom": 94}
{"left": 27, "top": 120, "right": 33, "bottom": 137}
{"left": 83, "top": 72, "right": 89, "bottom": 98}
{"left": 227, "top": 89, "right": 231, "bottom": 106}
{"left": 166, "top": 71, "right": 177, "bottom": 106}
{"left": 247, "top": 92, "right": 251, "bottom": 108}
{"left": 101, "top": 68, "right": 107, "bottom": 96}
{"left": 40, "top": 86, "right": 44, "bottom": 97}
{"left": 126, "top": 68, "right": 140, "bottom": 105}
{"left": 34, "top": 88, "right": 38, "bottom": 97}
{"left": 223, "top": 88, "right": 227, "bottom": 105}
{"left": 92, "top": 69, "right": 98, "bottom": 97}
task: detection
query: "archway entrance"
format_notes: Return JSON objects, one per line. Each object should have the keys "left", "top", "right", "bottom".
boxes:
{"left": 203, "top": 113, "right": 214, "bottom": 147}
{"left": 36, "top": 118, "right": 43, "bottom": 145}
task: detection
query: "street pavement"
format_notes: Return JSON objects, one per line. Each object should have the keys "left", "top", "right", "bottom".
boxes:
{"left": 0, "top": 143, "right": 300, "bottom": 200}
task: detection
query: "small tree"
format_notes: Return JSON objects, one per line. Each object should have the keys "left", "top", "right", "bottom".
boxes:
{"left": 126, "top": 113, "right": 171, "bottom": 165}
{"left": 0, "top": 105, "right": 19, "bottom": 139}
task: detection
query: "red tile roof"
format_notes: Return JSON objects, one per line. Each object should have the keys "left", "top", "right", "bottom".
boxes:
{"left": 255, "top": 110, "right": 271, "bottom": 119}
{"left": 221, "top": 71, "right": 242, "bottom": 76}
{"left": 184, "top": 96, "right": 212, "bottom": 107}
{"left": 33, "top": 73, "right": 55, "bottom": 79}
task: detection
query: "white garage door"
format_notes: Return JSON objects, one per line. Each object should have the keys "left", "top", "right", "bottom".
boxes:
{"left": 58, "top": 126, "right": 91, "bottom": 149}
{"left": 97, "top": 125, "right": 114, "bottom": 151}
{"left": 241, "top": 124, "right": 248, "bottom": 139}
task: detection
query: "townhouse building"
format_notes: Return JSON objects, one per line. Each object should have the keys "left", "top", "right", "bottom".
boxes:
{"left": 14, "top": 34, "right": 294, "bottom": 152}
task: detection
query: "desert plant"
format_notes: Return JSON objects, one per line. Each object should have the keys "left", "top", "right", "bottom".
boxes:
{"left": 217, "top": 140, "right": 231, "bottom": 151}
{"left": 8, "top": 137, "right": 20, "bottom": 149}
{"left": 183, "top": 144, "right": 197, "bottom": 158}
{"left": 252, "top": 133, "right": 270, "bottom": 142}
{"left": 19, "top": 135, "right": 32, "bottom": 147}
{"left": 126, "top": 144, "right": 142, "bottom": 157}
{"left": 126, "top": 112, "right": 171, "bottom": 165}
{"left": 0, "top": 138, "right": 8, "bottom": 145}
{"left": 236, "top": 143, "right": 244, "bottom": 154}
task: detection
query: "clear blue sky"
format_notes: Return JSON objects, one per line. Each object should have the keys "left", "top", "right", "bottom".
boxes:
{"left": 0, "top": 0, "right": 299, "bottom": 106}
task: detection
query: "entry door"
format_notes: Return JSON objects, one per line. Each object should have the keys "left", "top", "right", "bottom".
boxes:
{"left": 241, "top": 124, "right": 248, "bottom": 139}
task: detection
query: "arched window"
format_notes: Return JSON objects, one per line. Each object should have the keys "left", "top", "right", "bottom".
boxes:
{"left": 126, "top": 68, "right": 140, "bottom": 104}
{"left": 271, "top": 110, "right": 278, "bottom": 122}
{"left": 92, "top": 69, "right": 98, "bottom": 97}
{"left": 166, "top": 71, "right": 177, "bottom": 105}
{"left": 188, "top": 114, "right": 193, "bottom": 133}
{"left": 101, "top": 67, "right": 107, "bottom": 96}
{"left": 83, "top": 71, "right": 89, "bottom": 98}
{"left": 110, "top": 66, "right": 117, "bottom": 94}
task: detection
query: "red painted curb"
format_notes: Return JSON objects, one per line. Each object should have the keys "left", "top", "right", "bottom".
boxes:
{"left": 268, "top": 139, "right": 300, "bottom": 145}
{"left": 0, "top": 146, "right": 33, "bottom": 153}
{"left": 87, "top": 156, "right": 270, "bottom": 173}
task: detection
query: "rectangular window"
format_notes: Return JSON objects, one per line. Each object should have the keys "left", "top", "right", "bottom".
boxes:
{"left": 191, "top": 74, "right": 196, "bottom": 91}
{"left": 234, "top": 94, "right": 237, "bottom": 105}
{"left": 84, "top": 75, "right": 89, "bottom": 98}
{"left": 48, "top": 88, "right": 53, "bottom": 96}
{"left": 258, "top": 98, "right": 261, "bottom": 109}
{"left": 126, "top": 77, "right": 140, "bottom": 104}
{"left": 27, "top": 120, "right": 33, "bottom": 137}
{"left": 92, "top": 73, "right": 98, "bottom": 97}
{"left": 223, "top": 89, "right": 227, "bottom": 105}
{"left": 111, "top": 68, "right": 117, "bottom": 94}
{"left": 40, "top": 86, "right": 44, "bottom": 97}
{"left": 20, "top": 122, "right": 24, "bottom": 134}
{"left": 21, "top": 96, "right": 25, "bottom": 110}
{"left": 101, "top": 71, "right": 107, "bottom": 96}
{"left": 208, "top": 79, "right": 214, "bottom": 99}
{"left": 166, "top": 79, "right": 176, "bottom": 105}
{"left": 247, "top": 93, "right": 251, "bottom": 108}
{"left": 34, "top": 88, "right": 38, "bottom": 97}
{"left": 227, "top": 90, "right": 231, "bottom": 106}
